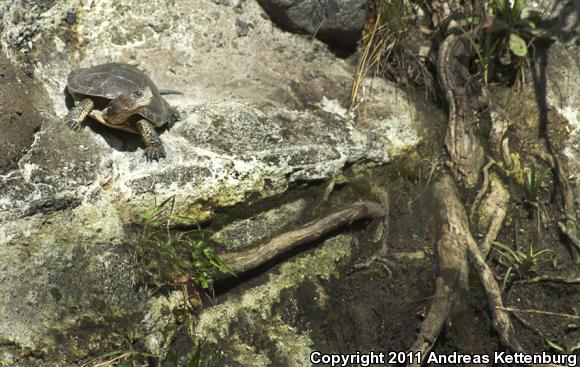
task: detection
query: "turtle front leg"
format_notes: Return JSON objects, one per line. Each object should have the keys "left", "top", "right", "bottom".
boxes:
{"left": 64, "top": 98, "right": 94, "bottom": 131}
{"left": 136, "top": 119, "right": 166, "bottom": 161}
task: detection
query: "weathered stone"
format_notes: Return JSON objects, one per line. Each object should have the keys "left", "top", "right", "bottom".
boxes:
{"left": 0, "top": 51, "right": 45, "bottom": 174}
{"left": 192, "top": 234, "right": 355, "bottom": 365}
{"left": 257, "top": 0, "right": 371, "bottom": 50}
{"left": 543, "top": 42, "right": 580, "bottom": 201}
{"left": 211, "top": 198, "right": 307, "bottom": 250}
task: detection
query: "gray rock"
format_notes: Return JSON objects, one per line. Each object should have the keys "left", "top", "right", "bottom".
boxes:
{"left": 0, "top": 52, "right": 45, "bottom": 174}
{"left": 257, "top": 0, "right": 371, "bottom": 50}
{"left": 235, "top": 19, "right": 254, "bottom": 37}
{"left": 543, "top": 42, "right": 580, "bottom": 201}
{"left": 211, "top": 198, "right": 307, "bottom": 250}
{"left": 538, "top": 0, "right": 579, "bottom": 45}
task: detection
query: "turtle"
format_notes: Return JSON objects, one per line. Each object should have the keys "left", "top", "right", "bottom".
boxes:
{"left": 64, "top": 63, "right": 179, "bottom": 161}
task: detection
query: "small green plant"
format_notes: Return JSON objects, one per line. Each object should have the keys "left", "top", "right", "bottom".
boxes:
{"left": 486, "top": 0, "right": 542, "bottom": 54}
{"left": 80, "top": 332, "right": 157, "bottom": 367}
{"left": 83, "top": 338, "right": 222, "bottom": 367}
{"left": 523, "top": 166, "right": 550, "bottom": 209}
{"left": 470, "top": 0, "right": 550, "bottom": 84}
{"left": 164, "top": 340, "right": 222, "bottom": 367}
{"left": 133, "top": 196, "right": 231, "bottom": 298}
{"left": 492, "top": 241, "right": 552, "bottom": 290}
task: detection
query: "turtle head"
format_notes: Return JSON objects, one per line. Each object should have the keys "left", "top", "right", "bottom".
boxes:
{"left": 105, "top": 87, "right": 153, "bottom": 125}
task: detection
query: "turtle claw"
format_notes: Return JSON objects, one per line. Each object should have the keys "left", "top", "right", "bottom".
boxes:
{"left": 66, "top": 119, "right": 82, "bottom": 132}
{"left": 144, "top": 146, "right": 166, "bottom": 162}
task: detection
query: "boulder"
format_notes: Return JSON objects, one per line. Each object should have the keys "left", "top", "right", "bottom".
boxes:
{"left": 256, "top": 0, "right": 372, "bottom": 50}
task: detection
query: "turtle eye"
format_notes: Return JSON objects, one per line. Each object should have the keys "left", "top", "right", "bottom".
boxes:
{"left": 134, "top": 90, "right": 143, "bottom": 98}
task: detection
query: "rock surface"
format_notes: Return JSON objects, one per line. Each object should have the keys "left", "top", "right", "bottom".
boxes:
{"left": 0, "top": 53, "right": 46, "bottom": 174}
{"left": 0, "top": 0, "right": 424, "bottom": 363}
{"left": 542, "top": 42, "right": 580, "bottom": 200}
{"left": 256, "top": 0, "right": 371, "bottom": 50}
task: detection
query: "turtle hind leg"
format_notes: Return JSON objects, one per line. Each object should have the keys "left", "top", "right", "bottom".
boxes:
{"left": 64, "top": 98, "right": 94, "bottom": 131}
{"left": 136, "top": 119, "right": 166, "bottom": 162}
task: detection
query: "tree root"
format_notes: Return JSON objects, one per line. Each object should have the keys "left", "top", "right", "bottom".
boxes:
{"left": 516, "top": 275, "right": 580, "bottom": 284}
{"left": 478, "top": 173, "right": 510, "bottom": 257}
{"left": 218, "top": 201, "right": 386, "bottom": 277}
{"left": 498, "top": 306, "right": 580, "bottom": 320}
{"left": 351, "top": 189, "right": 391, "bottom": 273}
{"left": 489, "top": 111, "right": 509, "bottom": 164}
{"left": 437, "top": 32, "right": 485, "bottom": 187}
{"left": 408, "top": 173, "right": 525, "bottom": 365}
{"left": 470, "top": 157, "right": 496, "bottom": 220}
{"left": 407, "top": 173, "right": 469, "bottom": 365}
{"left": 558, "top": 222, "right": 580, "bottom": 252}
{"left": 534, "top": 148, "right": 580, "bottom": 252}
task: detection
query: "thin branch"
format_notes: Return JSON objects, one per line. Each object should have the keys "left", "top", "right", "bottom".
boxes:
{"left": 498, "top": 306, "right": 580, "bottom": 320}
{"left": 218, "top": 201, "right": 386, "bottom": 276}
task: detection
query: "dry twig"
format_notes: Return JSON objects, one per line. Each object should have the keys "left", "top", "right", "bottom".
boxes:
{"left": 219, "top": 201, "right": 386, "bottom": 276}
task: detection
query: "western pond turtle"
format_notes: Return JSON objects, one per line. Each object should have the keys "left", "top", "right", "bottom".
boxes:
{"left": 64, "top": 63, "right": 178, "bottom": 161}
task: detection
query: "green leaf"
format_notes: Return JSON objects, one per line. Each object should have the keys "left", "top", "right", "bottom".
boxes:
{"left": 186, "top": 340, "right": 205, "bottom": 367}
{"left": 512, "top": 0, "right": 526, "bottom": 17}
{"left": 530, "top": 249, "right": 553, "bottom": 259}
{"left": 493, "top": 242, "right": 519, "bottom": 260}
{"left": 537, "top": 168, "right": 551, "bottom": 186}
{"left": 520, "top": 19, "right": 536, "bottom": 29}
{"left": 546, "top": 340, "right": 565, "bottom": 353}
{"left": 491, "top": 18, "right": 510, "bottom": 32}
{"left": 157, "top": 195, "right": 175, "bottom": 210}
{"left": 203, "top": 247, "right": 215, "bottom": 258}
{"left": 509, "top": 33, "right": 528, "bottom": 56}
{"left": 493, "top": 0, "right": 508, "bottom": 14}
{"left": 522, "top": 8, "right": 541, "bottom": 22}
{"left": 467, "top": 16, "right": 479, "bottom": 25}
{"left": 501, "top": 266, "right": 513, "bottom": 291}
{"left": 200, "top": 278, "right": 210, "bottom": 289}
{"left": 530, "top": 27, "right": 549, "bottom": 37}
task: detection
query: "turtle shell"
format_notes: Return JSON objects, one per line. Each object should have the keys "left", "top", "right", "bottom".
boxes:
{"left": 67, "top": 63, "right": 176, "bottom": 128}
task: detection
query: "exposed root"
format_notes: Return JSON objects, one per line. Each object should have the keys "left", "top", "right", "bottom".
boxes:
{"left": 478, "top": 173, "right": 510, "bottom": 257}
{"left": 517, "top": 275, "right": 580, "bottom": 284}
{"left": 498, "top": 306, "right": 580, "bottom": 320}
{"left": 489, "top": 111, "right": 509, "bottom": 163}
{"left": 535, "top": 151, "right": 580, "bottom": 251}
{"left": 438, "top": 32, "right": 485, "bottom": 187}
{"left": 470, "top": 157, "right": 496, "bottom": 220}
{"left": 558, "top": 221, "right": 580, "bottom": 252}
{"left": 464, "top": 225, "right": 524, "bottom": 352}
{"left": 501, "top": 138, "right": 513, "bottom": 168}
{"left": 408, "top": 173, "right": 528, "bottom": 365}
{"left": 218, "top": 201, "right": 386, "bottom": 277}
{"left": 407, "top": 173, "right": 469, "bottom": 365}
{"left": 351, "top": 190, "right": 391, "bottom": 274}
